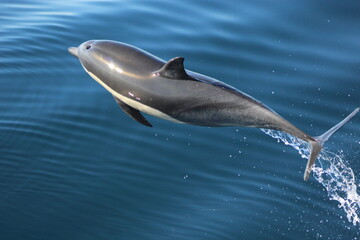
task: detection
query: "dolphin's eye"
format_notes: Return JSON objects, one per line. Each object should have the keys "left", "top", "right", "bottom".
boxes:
{"left": 86, "top": 45, "right": 91, "bottom": 50}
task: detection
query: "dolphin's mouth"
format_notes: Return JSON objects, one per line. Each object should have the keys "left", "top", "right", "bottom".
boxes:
{"left": 68, "top": 47, "right": 79, "bottom": 58}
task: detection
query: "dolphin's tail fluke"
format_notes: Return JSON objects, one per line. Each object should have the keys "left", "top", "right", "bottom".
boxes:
{"left": 304, "top": 107, "right": 359, "bottom": 181}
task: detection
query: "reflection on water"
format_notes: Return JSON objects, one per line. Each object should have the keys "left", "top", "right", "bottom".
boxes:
{"left": 1, "top": 0, "right": 360, "bottom": 239}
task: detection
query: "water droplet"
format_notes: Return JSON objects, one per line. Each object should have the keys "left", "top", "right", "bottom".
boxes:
{"left": 260, "top": 128, "right": 360, "bottom": 226}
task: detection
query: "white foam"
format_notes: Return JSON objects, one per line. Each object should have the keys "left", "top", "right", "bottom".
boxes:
{"left": 261, "top": 128, "right": 360, "bottom": 226}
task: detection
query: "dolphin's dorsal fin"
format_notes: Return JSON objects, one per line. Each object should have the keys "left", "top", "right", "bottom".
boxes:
{"left": 157, "top": 57, "right": 194, "bottom": 80}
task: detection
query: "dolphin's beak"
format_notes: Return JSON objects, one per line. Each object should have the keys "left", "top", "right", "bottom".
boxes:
{"left": 68, "top": 47, "right": 79, "bottom": 58}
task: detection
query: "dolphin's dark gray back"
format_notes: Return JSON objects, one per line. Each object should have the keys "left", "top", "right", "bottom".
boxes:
{"left": 79, "top": 41, "right": 290, "bottom": 129}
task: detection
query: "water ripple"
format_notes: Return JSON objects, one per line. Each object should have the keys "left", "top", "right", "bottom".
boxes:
{"left": 1, "top": 0, "right": 360, "bottom": 239}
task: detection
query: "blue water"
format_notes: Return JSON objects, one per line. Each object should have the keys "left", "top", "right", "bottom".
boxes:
{"left": 1, "top": 0, "right": 359, "bottom": 239}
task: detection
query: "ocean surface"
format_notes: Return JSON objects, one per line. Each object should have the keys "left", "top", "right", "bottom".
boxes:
{"left": 1, "top": 1, "right": 360, "bottom": 239}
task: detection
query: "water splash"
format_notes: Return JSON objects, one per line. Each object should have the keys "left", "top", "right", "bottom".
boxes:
{"left": 261, "top": 129, "right": 360, "bottom": 226}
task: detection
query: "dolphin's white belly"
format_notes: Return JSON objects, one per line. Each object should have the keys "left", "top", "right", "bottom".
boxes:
{"left": 84, "top": 67, "right": 184, "bottom": 124}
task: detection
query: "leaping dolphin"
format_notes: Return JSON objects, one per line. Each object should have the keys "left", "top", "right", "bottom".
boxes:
{"left": 68, "top": 40, "right": 359, "bottom": 181}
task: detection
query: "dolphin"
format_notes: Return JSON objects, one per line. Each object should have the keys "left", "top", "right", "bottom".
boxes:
{"left": 68, "top": 40, "right": 359, "bottom": 181}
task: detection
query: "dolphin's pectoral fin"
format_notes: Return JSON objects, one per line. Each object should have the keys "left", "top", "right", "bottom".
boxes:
{"left": 113, "top": 96, "right": 153, "bottom": 127}
{"left": 156, "top": 57, "right": 195, "bottom": 81}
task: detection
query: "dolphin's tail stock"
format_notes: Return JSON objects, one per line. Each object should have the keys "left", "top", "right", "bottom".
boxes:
{"left": 304, "top": 107, "right": 359, "bottom": 181}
